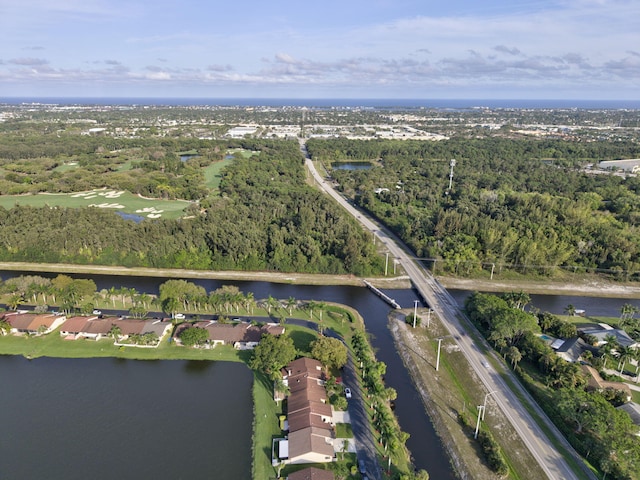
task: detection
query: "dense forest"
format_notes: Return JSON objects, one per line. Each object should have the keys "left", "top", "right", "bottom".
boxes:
{"left": 0, "top": 134, "right": 382, "bottom": 275}
{"left": 307, "top": 137, "right": 640, "bottom": 280}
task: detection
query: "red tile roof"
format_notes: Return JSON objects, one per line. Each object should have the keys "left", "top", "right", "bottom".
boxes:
{"left": 288, "top": 467, "right": 335, "bottom": 480}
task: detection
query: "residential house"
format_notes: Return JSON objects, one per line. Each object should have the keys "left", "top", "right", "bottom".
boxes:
{"left": 579, "top": 325, "right": 639, "bottom": 349}
{"left": 554, "top": 338, "right": 593, "bottom": 363}
{"left": 59, "top": 317, "right": 171, "bottom": 344}
{"left": 59, "top": 316, "right": 94, "bottom": 338}
{"left": 115, "top": 318, "right": 172, "bottom": 342}
{"left": 581, "top": 365, "right": 633, "bottom": 402}
{"left": 4, "top": 312, "right": 66, "bottom": 335}
{"left": 283, "top": 357, "right": 325, "bottom": 384}
{"left": 281, "top": 357, "right": 335, "bottom": 465}
{"left": 287, "top": 467, "right": 335, "bottom": 480}
{"left": 617, "top": 403, "right": 640, "bottom": 434}
{"left": 75, "top": 317, "right": 115, "bottom": 340}
{"left": 287, "top": 427, "right": 335, "bottom": 464}
{"left": 174, "top": 321, "right": 284, "bottom": 349}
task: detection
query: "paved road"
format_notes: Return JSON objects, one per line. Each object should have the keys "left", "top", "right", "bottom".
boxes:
{"left": 301, "top": 140, "right": 594, "bottom": 480}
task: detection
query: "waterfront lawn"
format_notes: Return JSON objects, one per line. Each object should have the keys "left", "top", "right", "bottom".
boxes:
{"left": 0, "top": 330, "right": 246, "bottom": 362}
{"left": 252, "top": 371, "right": 281, "bottom": 480}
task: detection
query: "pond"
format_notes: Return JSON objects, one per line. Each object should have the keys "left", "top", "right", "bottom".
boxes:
{"left": 0, "top": 357, "right": 253, "bottom": 480}
{"left": 331, "top": 162, "right": 372, "bottom": 170}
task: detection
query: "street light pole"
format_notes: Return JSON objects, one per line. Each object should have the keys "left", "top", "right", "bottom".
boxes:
{"left": 436, "top": 338, "right": 443, "bottom": 371}
{"left": 427, "top": 308, "right": 432, "bottom": 328}
{"left": 474, "top": 405, "right": 484, "bottom": 439}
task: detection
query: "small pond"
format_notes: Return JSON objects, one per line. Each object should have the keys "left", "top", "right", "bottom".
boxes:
{"left": 331, "top": 162, "right": 372, "bottom": 170}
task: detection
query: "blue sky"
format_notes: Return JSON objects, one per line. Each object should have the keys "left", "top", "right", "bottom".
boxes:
{"left": 1, "top": 0, "right": 639, "bottom": 99}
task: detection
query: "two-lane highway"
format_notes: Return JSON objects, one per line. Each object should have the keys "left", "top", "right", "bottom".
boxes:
{"left": 302, "top": 143, "right": 592, "bottom": 480}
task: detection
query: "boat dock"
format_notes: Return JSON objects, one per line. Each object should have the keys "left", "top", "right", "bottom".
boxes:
{"left": 363, "top": 280, "right": 401, "bottom": 309}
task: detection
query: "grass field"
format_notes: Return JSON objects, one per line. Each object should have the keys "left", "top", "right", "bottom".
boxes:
{"left": 203, "top": 158, "right": 233, "bottom": 190}
{"left": 0, "top": 189, "right": 193, "bottom": 220}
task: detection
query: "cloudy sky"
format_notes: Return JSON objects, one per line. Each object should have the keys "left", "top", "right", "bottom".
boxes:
{"left": 1, "top": 0, "right": 639, "bottom": 99}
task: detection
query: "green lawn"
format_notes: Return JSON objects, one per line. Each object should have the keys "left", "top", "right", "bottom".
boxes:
{"left": 0, "top": 189, "right": 193, "bottom": 220}
{"left": 53, "top": 162, "right": 80, "bottom": 172}
{"left": 0, "top": 328, "right": 247, "bottom": 362}
{"left": 335, "top": 422, "right": 354, "bottom": 438}
{"left": 203, "top": 158, "right": 233, "bottom": 190}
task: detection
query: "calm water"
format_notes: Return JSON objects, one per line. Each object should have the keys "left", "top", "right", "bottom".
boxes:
{"left": 332, "top": 162, "right": 372, "bottom": 170}
{"left": 3, "top": 97, "right": 640, "bottom": 109}
{"left": 0, "top": 357, "right": 253, "bottom": 480}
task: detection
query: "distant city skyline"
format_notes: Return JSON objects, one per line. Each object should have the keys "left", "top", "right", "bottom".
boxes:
{"left": 1, "top": 0, "right": 639, "bottom": 100}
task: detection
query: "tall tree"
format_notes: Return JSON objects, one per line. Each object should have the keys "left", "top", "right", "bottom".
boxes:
{"left": 249, "top": 334, "right": 296, "bottom": 380}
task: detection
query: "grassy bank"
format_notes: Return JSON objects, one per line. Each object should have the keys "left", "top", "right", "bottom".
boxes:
{"left": 390, "top": 310, "right": 548, "bottom": 480}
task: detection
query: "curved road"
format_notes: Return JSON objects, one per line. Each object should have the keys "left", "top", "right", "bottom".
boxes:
{"left": 301, "top": 140, "right": 593, "bottom": 480}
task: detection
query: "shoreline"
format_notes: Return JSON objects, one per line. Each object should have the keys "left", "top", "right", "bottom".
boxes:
{"left": 3, "top": 261, "right": 640, "bottom": 297}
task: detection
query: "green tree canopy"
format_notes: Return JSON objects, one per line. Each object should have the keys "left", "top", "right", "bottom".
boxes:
{"left": 178, "top": 326, "right": 209, "bottom": 347}
{"left": 310, "top": 336, "right": 348, "bottom": 371}
{"left": 249, "top": 333, "right": 296, "bottom": 380}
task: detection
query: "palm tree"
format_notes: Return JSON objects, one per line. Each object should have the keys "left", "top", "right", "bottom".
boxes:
{"left": 107, "top": 286, "right": 118, "bottom": 308}
{"left": 286, "top": 296, "right": 296, "bottom": 316}
{"left": 507, "top": 346, "right": 522, "bottom": 368}
{"left": 244, "top": 292, "right": 255, "bottom": 315}
{"left": 7, "top": 293, "right": 23, "bottom": 311}
{"left": 564, "top": 304, "right": 577, "bottom": 316}
{"left": 305, "top": 300, "right": 317, "bottom": 320}
{"left": 109, "top": 324, "right": 122, "bottom": 341}
{"left": 620, "top": 303, "right": 636, "bottom": 322}
{"left": 266, "top": 295, "right": 278, "bottom": 315}
{"left": 616, "top": 346, "right": 635, "bottom": 375}
{"left": 0, "top": 319, "right": 11, "bottom": 336}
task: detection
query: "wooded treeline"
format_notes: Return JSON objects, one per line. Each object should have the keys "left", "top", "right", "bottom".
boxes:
{"left": 0, "top": 138, "right": 382, "bottom": 275}
{"left": 307, "top": 137, "right": 640, "bottom": 279}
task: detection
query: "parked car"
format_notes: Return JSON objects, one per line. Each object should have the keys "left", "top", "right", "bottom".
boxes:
{"left": 344, "top": 387, "right": 352, "bottom": 399}
{"left": 358, "top": 459, "right": 366, "bottom": 474}
{"left": 92, "top": 309, "right": 102, "bottom": 315}
{"left": 173, "top": 313, "right": 185, "bottom": 320}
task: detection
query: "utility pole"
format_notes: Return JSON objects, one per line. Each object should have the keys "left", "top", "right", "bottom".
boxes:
{"left": 385, "top": 252, "right": 389, "bottom": 276}
{"left": 475, "top": 405, "right": 485, "bottom": 439}
{"left": 413, "top": 300, "right": 418, "bottom": 328}
{"left": 436, "top": 338, "right": 443, "bottom": 371}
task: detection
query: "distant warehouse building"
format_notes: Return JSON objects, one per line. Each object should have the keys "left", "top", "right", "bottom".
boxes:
{"left": 598, "top": 159, "right": 640, "bottom": 173}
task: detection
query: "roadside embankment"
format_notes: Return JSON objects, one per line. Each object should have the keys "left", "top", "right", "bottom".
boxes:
{"left": 389, "top": 311, "right": 546, "bottom": 480}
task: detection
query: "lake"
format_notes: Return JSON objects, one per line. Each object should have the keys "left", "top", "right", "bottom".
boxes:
{"left": 0, "top": 357, "right": 253, "bottom": 480}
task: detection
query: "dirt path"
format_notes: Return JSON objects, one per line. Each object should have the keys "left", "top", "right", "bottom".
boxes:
{"left": 438, "top": 276, "right": 640, "bottom": 298}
